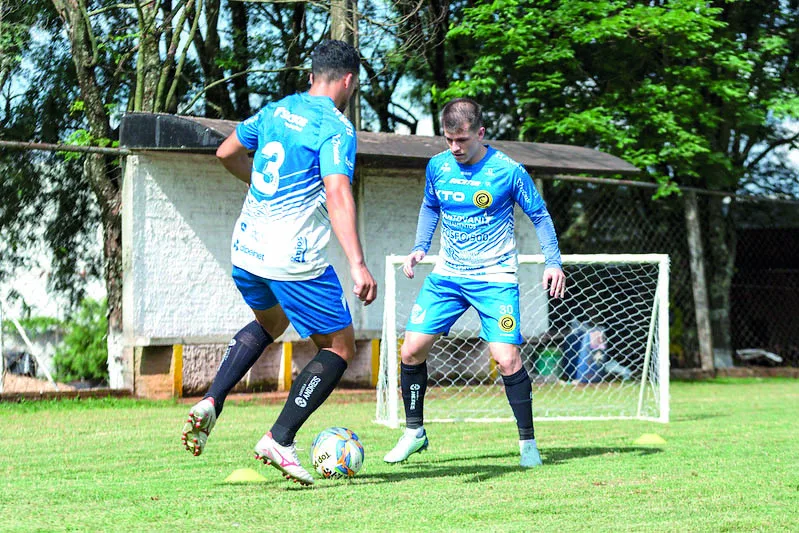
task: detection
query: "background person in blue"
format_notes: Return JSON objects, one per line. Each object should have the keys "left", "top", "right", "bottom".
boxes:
{"left": 383, "top": 98, "right": 566, "bottom": 468}
{"left": 181, "top": 40, "right": 377, "bottom": 486}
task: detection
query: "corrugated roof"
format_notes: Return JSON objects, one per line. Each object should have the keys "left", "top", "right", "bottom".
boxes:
{"left": 119, "top": 112, "right": 639, "bottom": 175}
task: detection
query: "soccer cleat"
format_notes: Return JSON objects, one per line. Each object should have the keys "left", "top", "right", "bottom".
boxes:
{"left": 254, "top": 432, "right": 314, "bottom": 486}
{"left": 181, "top": 398, "right": 217, "bottom": 456}
{"left": 383, "top": 428, "right": 429, "bottom": 463}
{"left": 519, "top": 439, "right": 543, "bottom": 468}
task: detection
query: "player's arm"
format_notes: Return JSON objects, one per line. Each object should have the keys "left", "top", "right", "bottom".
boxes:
{"left": 217, "top": 110, "right": 265, "bottom": 183}
{"left": 514, "top": 169, "right": 566, "bottom": 298}
{"left": 404, "top": 166, "right": 441, "bottom": 279}
{"left": 324, "top": 173, "right": 377, "bottom": 305}
{"left": 216, "top": 133, "right": 252, "bottom": 183}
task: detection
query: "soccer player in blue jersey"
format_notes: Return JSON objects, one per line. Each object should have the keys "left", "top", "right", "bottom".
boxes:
{"left": 181, "top": 40, "right": 377, "bottom": 486}
{"left": 383, "top": 98, "right": 566, "bottom": 468}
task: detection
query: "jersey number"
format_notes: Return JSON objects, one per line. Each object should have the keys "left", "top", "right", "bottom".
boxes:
{"left": 252, "top": 141, "right": 285, "bottom": 196}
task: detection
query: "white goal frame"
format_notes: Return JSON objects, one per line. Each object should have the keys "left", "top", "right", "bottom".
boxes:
{"left": 376, "top": 254, "right": 670, "bottom": 427}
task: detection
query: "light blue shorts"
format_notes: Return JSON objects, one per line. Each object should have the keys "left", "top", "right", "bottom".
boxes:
{"left": 405, "top": 274, "right": 523, "bottom": 344}
{"left": 232, "top": 265, "right": 352, "bottom": 338}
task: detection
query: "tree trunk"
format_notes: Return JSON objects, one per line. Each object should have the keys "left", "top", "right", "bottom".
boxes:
{"left": 684, "top": 191, "right": 715, "bottom": 370}
{"left": 703, "top": 195, "right": 737, "bottom": 368}
{"left": 229, "top": 0, "right": 251, "bottom": 117}
{"left": 52, "top": 0, "right": 124, "bottom": 387}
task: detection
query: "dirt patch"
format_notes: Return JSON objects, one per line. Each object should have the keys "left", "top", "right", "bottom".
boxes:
{"left": 1, "top": 374, "right": 76, "bottom": 393}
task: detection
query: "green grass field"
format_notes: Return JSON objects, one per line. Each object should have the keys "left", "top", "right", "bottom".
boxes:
{"left": 1, "top": 378, "right": 797, "bottom": 532}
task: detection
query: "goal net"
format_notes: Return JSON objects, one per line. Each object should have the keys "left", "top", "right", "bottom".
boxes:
{"left": 376, "top": 254, "right": 669, "bottom": 426}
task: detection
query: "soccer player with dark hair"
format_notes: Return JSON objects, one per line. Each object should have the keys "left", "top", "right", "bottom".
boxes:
{"left": 383, "top": 97, "right": 566, "bottom": 467}
{"left": 181, "top": 39, "right": 376, "bottom": 486}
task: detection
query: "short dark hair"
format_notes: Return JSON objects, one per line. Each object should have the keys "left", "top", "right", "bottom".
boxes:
{"left": 441, "top": 98, "right": 483, "bottom": 132}
{"left": 311, "top": 40, "right": 361, "bottom": 82}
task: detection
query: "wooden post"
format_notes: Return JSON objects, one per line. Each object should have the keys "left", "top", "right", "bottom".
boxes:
{"left": 684, "top": 191, "right": 715, "bottom": 371}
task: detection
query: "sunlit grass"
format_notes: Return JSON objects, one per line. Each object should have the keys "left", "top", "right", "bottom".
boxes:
{"left": 1, "top": 378, "right": 798, "bottom": 532}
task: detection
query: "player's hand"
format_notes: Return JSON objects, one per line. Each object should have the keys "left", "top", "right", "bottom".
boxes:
{"left": 542, "top": 267, "right": 566, "bottom": 299}
{"left": 351, "top": 263, "right": 377, "bottom": 306}
{"left": 402, "top": 250, "right": 426, "bottom": 279}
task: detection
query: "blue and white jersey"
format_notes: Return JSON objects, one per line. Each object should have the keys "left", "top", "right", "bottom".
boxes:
{"left": 416, "top": 146, "right": 561, "bottom": 283}
{"left": 231, "top": 93, "right": 356, "bottom": 280}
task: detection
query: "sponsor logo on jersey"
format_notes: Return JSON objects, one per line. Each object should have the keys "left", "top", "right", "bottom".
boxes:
{"left": 336, "top": 113, "right": 355, "bottom": 136}
{"left": 449, "top": 177, "right": 481, "bottom": 186}
{"left": 436, "top": 190, "right": 466, "bottom": 202}
{"left": 233, "top": 239, "right": 265, "bottom": 261}
{"left": 441, "top": 162, "right": 451, "bottom": 173}
{"left": 345, "top": 156, "right": 354, "bottom": 170}
{"left": 331, "top": 134, "right": 342, "bottom": 164}
{"left": 410, "top": 304, "right": 427, "bottom": 324}
{"left": 473, "top": 190, "right": 493, "bottom": 209}
{"left": 273, "top": 106, "right": 308, "bottom": 131}
{"left": 291, "top": 237, "right": 308, "bottom": 263}
{"left": 498, "top": 314, "right": 517, "bottom": 332}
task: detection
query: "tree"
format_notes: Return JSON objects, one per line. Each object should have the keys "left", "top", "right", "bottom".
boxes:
{"left": 444, "top": 0, "right": 799, "bottom": 365}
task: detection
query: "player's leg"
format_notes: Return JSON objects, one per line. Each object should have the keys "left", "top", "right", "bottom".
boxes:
{"left": 471, "top": 281, "right": 542, "bottom": 468}
{"left": 252, "top": 266, "right": 352, "bottom": 485}
{"left": 489, "top": 342, "right": 541, "bottom": 467}
{"left": 182, "top": 267, "right": 288, "bottom": 456}
{"left": 385, "top": 274, "right": 467, "bottom": 463}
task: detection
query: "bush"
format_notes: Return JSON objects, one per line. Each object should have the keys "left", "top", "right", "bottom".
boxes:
{"left": 54, "top": 298, "right": 108, "bottom": 383}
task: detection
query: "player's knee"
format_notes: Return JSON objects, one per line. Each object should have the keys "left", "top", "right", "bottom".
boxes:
{"left": 400, "top": 344, "right": 427, "bottom": 366}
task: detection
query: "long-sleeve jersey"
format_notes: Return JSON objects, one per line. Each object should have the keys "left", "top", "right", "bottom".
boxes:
{"left": 413, "top": 146, "right": 562, "bottom": 283}
{"left": 231, "top": 92, "right": 356, "bottom": 281}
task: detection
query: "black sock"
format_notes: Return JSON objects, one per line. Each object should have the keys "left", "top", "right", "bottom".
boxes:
{"left": 502, "top": 367, "right": 535, "bottom": 441}
{"left": 401, "top": 361, "right": 427, "bottom": 430}
{"left": 205, "top": 321, "right": 273, "bottom": 417}
{"left": 270, "top": 349, "right": 348, "bottom": 446}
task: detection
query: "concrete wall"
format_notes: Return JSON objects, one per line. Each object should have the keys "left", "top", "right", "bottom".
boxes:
{"left": 122, "top": 152, "right": 548, "bottom": 396}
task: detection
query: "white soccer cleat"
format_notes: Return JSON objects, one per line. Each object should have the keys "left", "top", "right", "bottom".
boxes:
{"left": 181, "top": 398, "right": 217, "bottom": 457}
{"left": 254, "top": 432, "right": 314, "bottom": 486}
{"left": 383, "top": 428, "right": 429, "bottom": 463}
{"left": 519, "top": 439, "right": 543, "bottom": 468}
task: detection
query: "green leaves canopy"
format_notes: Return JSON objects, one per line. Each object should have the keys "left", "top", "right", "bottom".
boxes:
{"left": 444, "top": 0, "right": 799, "bottom": 194}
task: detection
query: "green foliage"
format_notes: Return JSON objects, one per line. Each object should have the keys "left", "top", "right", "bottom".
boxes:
{"left": 53, "top": 298, "right": 108, "bottom": 382}
{"left": 443, "top": 0, "right": 799, "bottom": 196}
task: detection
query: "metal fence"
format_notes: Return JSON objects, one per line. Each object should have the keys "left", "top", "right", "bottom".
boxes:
{"left": 540, "top": 176, "right": 799, "bottom": 369}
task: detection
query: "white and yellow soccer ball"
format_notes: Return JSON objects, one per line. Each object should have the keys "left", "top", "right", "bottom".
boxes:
{"left": 311, "top": 427, "right": 364, "bottom": 479}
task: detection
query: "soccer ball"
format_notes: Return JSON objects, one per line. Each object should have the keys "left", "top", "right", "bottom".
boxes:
{"left": 311, "top": 427, "right": 364, "bottom": 479}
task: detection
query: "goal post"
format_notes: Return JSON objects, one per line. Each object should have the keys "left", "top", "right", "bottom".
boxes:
{"left": 376, "top": 254, "right": 670, "bottom": 427}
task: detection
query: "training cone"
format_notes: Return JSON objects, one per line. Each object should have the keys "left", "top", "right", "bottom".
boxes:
{"left": 224, "top": 468, "right": 268, "bottom": 483}
{"left": 634, "top": 433, "right": 666, "bottom": 445}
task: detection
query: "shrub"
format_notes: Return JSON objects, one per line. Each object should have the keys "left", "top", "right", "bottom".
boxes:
{"left": 54, "top": 298, "right": 108, "bottom": 382}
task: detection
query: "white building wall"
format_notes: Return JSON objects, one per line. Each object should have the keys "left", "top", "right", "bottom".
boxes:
{"left": 122, "top": 153, "right": 550, "bottom": 385}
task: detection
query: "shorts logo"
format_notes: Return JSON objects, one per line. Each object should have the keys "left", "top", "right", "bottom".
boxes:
{"left": 498, "top": 314, "right": 516, "bottom": 332}
{"left": 294, "top": 397, "right": 307, "bottom": 407}
{"left": 410, "top": 304, "right": 426, "bottom": 325}
{"left": 473, "top": 190, "right": 493, "bottom": 209}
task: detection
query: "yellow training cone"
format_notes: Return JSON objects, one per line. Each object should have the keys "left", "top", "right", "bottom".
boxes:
{"left": 224, "top": 468, "right": 268, "bottom": 483}
{"left": 634, "top": 433, "right": 666, "bottom": 445}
